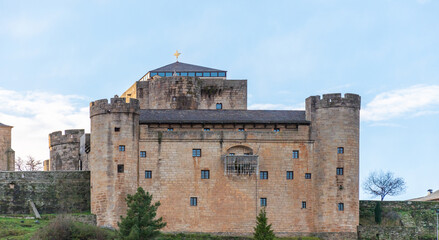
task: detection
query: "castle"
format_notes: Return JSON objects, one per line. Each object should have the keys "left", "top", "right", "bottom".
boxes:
{"left": 0, "top": 123, "right": 15, "bottom": 171}
{"left": 48, "top": 60, "right": 361, "bottom": 238}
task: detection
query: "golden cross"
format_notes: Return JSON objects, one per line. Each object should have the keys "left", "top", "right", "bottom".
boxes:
{"left": 174, "top": 50, "right": 181, "bottom": 62}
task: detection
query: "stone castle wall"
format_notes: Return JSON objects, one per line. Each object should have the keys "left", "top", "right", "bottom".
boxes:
{"left": 121, "top": 76, "right": 247, "bottom": 110}
{"left": 0, "top": 125, "right": 15, "bottom": 171}
{"left": 88, "top": 93, "right": 360, "bottom": 239}
{"left": 0, "top": 171, "right": 90, "bottom": 214}
{"left": 49, "top": 129, "right": 84, "bottom": 171}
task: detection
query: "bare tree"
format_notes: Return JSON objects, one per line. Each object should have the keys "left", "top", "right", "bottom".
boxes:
{"left": 15, "top": 156, "right": 43, "bottom": 171}
{"left": 363, "top": 171, "right": 406, "bottom": 201}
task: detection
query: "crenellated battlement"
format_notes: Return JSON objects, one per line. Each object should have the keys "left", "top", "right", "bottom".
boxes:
{"left": 90, "top": 97, "right": 140, "bottom": 117}
{"left": 49, "top": 129, "right": 85, "bottom": 147}
{"left": 306, "top": 93, "right": 361, "bottom": 110}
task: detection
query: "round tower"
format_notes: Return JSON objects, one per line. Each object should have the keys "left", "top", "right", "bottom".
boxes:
{"left": 89, "top": 97, "right": 140, "bottom": 228}
{"left": 305, "top": 93, "right": 361, "bottom": 236}
{"left": 49, "top": 129, "right": 84, "bottom": 171}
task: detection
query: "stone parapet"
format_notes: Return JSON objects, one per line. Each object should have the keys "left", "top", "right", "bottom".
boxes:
{"left": 306, "top": 93, "right": 361, "bottom": 110}
{"left": 90, "top": 97, "right": 140, "bottom": 117}
{"left": 49, "top": 129, "right": 84, "bottom": 147}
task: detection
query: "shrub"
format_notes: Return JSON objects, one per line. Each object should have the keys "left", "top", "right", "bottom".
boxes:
{"left": 31, "top": 215, "right": 115, "bottom": 240}
{"left": 374, "top": 201, "right": 382, "bottom": 224}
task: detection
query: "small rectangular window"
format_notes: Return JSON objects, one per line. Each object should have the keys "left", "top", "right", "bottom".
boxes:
{"left": 180, "top": 72, "right": 188, "bottom": 76}
{"left": 305, "top": 173, "right": 311, "bottom": 179}
{"left": 273, "top": 128, "right": 280, "bottom": 132}
{"left": 188, "top": 72, "right": 195, "bottom": 77}
{"left": 218, "top": 72, "right": 226, "bottom": 77}
{"left": 338, "top": 203, "right": 344, "bottom": 211}
{"left": 203, "top": 72, "right": 210, "bottom": 77}
{"left": 338, "top": 147, "right": 344, "bottom": 154}
{"left": 211, "top": 72, "right": 218, "bottom": 77}
{"left": 229, "top": 153, "right": 235, "bottom": 156}
{"left": 145, "top": 170, "right": 152, "bottom": 179}
{"left": 216, "top": 103, "right": 222, "bottom": 109}
{"left": 201, "top": 170, "right": 210, "bottom": 179}
{"left": 190, "top": 197, "right": 197, "bottom": 206}
{"left": 150, "top": 72, "right": 157, "bottom": 77}
{"left": 260, "top": 171, "right": 268, "bottom": 180}
{"left": 238, "top": 128, "right": 245, "bottom": 132}
{"left": 114, "top": 127, "right": 120, "bottom": 132}
{"left": 196, "top": 72, "right": 203, "bottom": 77}
{"left": 302, "top": 201, "right": 307, "bottom": 209}
{"left": 117, "top": 164, "right": 124, "bottom": 173}
{"left": 287, "top": 171, "right": 294, "bottom": 180}
{"left": 192, "top": 149, "right": 201, "bottom": 157}
{"left": 165, "top": 72, "right": 172, "bottom": 77}
{"left": 158, "top": 72, "right": 165, "bottom": 77}
{"left": 337, "top": 168, "right": 344, "bottom": 175}
{"left": 292, "top": 150, "right": 299, "bottom": 159}
{"left": 140, "top": 151, "right": 146, "bottom": 158}
{"left": 167, "top": 128, "right": 174, "bottom": 131}
{"left": 260, "top": 198, "right": 267, "bottom": 207}
{"left": 119, "top": 145, "right": 125, "bottom": 152}
{"left": 203, "top": 128, "right": 210, "bottom": 131}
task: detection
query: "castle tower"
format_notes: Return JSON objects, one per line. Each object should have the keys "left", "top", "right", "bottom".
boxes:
{"left": 0, "top": 123, "right": 15, "bottom": 171}
{"left": 89, "top": 97, "right": 140, "bottom": 228}
{"left": 305, "top": 93, "right": 361, "bottom": 235}
{"left": 49, "top": 129, "right": 84, "bottom": 171}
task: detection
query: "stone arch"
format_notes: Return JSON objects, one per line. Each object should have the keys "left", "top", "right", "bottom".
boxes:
{"left": 226, "top": 145, "right": 253, "bottom": 156}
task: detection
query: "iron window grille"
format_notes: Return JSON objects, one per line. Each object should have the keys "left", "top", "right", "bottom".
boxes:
{"left": 224, "top": 155, "right": 258, "bottom": 175}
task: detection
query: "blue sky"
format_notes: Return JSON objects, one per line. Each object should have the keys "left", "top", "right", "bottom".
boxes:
{"left": 1, "top": 0, "right": 438, "bottom": 200}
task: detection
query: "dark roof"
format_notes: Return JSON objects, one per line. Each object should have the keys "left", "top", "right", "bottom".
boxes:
{"left": 149, "top": 61, "right": 226, "bottom": 73}
{"left": 0, "top": 123, "right": 12, "bottom": 127}
{"left": 139, "top": 109, "right": 308, "bottom": 124}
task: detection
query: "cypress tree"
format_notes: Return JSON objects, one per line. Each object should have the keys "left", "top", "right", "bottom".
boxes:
{"left": 118, "top": 187, "right": 166, "bottom": 239}
{"left": 374, "top": 201, "right": 382, "bottom": 224}
{"left": 254, "top": 208, "right": 275, "bottom": 240}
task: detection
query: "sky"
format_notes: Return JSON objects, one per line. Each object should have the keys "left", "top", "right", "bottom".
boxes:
{"left": 0, "top": 0, "right": 438, "bottom": 201}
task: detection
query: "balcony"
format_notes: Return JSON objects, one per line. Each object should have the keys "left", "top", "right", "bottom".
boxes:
{"left": 223, "top": 155, "right": 259, "bottom": 176}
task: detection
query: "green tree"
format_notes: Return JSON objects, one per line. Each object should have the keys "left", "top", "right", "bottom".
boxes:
{"left": 253, "top": 208, "right": 275, "bottom": 240}
{"left": 374, "top": 201, "right": 382, "bottom": 224}
{"left": 118, "top": 187, "right": 166, "bottom": 240}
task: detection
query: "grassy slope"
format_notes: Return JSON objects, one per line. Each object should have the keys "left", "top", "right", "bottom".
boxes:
{"left": 0, "top": 217, "right": 49, "bottom": 240}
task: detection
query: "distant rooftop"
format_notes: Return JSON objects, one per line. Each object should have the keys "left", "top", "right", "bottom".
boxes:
{"left": 142, "top": 61, "right": 227, "bottom": 79}
{"left": 0, "top": 123, "right": 12, "bottom": 127}
{"left": 139, "top": 109, "right": 308, "bottom": 124}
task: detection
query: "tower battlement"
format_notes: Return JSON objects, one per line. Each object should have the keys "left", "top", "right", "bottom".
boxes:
{"left": 90, "top": 97, "right": 140, "bottom": 117}
{"left": 49, "top": 129, "right": 84, "bottom": 147}
{"left": 306, "top": 93, "right": 361, "bottom": 110}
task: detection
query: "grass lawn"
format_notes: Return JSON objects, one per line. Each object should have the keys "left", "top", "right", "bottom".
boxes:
{"left": 0, "top": 217, "right": 49, "bottom": 240}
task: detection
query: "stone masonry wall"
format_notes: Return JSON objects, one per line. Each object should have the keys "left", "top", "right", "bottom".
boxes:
{"left": 0, "top": 125, "right": 15, "bottom": 171}
{"left": 122, "top": 77, "right": 247, "bottom": 110}
{"left": 49, "top": 129, "right": 84, "bottom": 171}
{"left": 0, "top": 171, "right": 90, "bottom": 214}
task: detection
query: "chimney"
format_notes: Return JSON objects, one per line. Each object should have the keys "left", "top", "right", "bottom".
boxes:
{"left": 428, "top": 189, "right": 433, "bottom": 195}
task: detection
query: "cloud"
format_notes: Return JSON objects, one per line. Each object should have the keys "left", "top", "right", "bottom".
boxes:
{"left": 362, "top": 85, "right": 439, "bottom": 121}
{"left": 0, "top": 88, "right": 90, "bottom": 160}
{"left": 249, "top": 103, "right": 305, "bottom": 110}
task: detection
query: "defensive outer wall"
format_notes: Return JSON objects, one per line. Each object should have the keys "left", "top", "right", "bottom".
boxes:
{"left": 49, "top": 129, "right": 84, "bottom": 171}
{"left": 0, "top": 171, "right": 90, "bottom": 214}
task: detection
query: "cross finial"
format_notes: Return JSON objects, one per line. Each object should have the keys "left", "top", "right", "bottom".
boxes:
{"left": 174, "top": 50, "right": 181, "bottom": 62}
